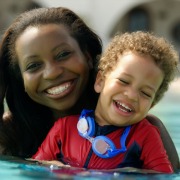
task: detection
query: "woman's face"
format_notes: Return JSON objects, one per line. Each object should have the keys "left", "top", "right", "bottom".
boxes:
{"left": 16, "top": 24, "right": 92, "bottom": 112}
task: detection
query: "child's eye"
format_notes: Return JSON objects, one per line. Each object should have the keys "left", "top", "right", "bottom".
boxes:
{"left": 119, "top": 79, "right": 129, "bottom": 85}
{"left": 56, "top": 51, "right": 71, "bottom": 61}
{"left": 141, "top": 91, "right": 152, "bottom": 98}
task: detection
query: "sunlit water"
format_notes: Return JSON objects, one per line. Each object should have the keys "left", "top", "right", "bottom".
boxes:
{"left": 0, "top": 157, "right": 180, "bottom": 180}
{"left": 150, "top": 78, "right": 180, "bottom": 157}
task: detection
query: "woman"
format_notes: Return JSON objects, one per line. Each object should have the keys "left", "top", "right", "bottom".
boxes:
{"left": 0, "top": 7, "right": 102, "bottom": 157}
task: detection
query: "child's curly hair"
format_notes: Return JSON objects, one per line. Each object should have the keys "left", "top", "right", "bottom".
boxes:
{"left": 98, "top": 31, "right": 179, "bottom": 106}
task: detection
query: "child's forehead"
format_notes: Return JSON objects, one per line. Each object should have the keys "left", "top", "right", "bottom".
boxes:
{"left": 117, "top": 51, "right": 152, "bottom": 62}
{"left": 101, "top": 51, "right": 145, "bottom": 75}
{"left": 111, "top": 52, "right": 162, "bottom": 76}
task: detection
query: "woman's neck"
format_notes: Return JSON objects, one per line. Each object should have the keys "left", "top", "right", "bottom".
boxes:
{"left": 51, "top": 102, "right": 84, "bottom": 121}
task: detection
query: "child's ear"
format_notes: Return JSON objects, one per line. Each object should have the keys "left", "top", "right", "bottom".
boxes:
{"left": 150, "top": 102, "right": 155, "bottom": 109}
{"left": 94, "top": 71, "right": 105, "bottom": 93}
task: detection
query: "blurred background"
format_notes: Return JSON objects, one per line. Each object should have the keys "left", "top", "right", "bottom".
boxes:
{"left": 0, "top": 0, "right": 180, "bottom": 157}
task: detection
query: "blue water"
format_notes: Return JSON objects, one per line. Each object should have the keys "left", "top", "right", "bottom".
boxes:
{"left": 150, "top": 79, "right": 180, "bottom": 158}
{"left": 0, "top": 157, "right": 180, "bottom": 180}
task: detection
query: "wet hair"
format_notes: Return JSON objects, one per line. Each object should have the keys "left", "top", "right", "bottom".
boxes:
{"left": 98, "top": 31, "right": 178, "bottom": 106}
{"left": 0, "top": 7, "right": 102, "bottom": 157}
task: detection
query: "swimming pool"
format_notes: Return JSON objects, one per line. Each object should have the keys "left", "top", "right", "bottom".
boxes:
{"left": 150, "top": 79, "right": 180, "bottom": 158}
{"left": 0, "top": 156, "right": 180, "bottom": 180}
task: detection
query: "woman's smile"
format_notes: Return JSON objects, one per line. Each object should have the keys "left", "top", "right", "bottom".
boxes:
{"left": 45, "top": 79, "right": 76, "bottom": 98}
{"left": 16, "top": 24, "right": 91, "bottom": 111}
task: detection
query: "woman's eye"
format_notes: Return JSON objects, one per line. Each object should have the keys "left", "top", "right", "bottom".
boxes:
{"left": 26, "top": 62, "right": 42, "bottom": 72}
{"left": 56, "top": 51, "right": 71, "bottom": 60}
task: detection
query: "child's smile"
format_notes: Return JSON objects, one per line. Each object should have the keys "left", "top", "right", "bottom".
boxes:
{"left": 94, "top": 51, "right": 164, "bottom": 126}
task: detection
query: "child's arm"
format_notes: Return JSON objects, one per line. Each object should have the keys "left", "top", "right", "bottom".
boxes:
{"left": 32, "top": 120, "right": 62, "bottom": 161}
{"left": 141, "top": 124, "right": 173, "bottom": 173}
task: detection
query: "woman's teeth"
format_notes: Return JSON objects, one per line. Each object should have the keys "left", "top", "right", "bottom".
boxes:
{"left": 47, "top": 83, "right": 70, "bottom": 95}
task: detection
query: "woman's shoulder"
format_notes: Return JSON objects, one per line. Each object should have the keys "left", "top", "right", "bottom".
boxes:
{"left": 0, "top": 113, "right": 19, "bottom": 156}
{"left": 2, "top": 111, "right": 13, "bottom": 122}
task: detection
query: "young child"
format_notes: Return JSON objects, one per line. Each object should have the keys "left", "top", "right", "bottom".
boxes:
{"left": 32, "top": 31, "right": 179, "bottom": 173}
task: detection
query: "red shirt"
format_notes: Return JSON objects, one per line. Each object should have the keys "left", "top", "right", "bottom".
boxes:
{"left": 32, "top": 115, "right": 173, "bottom": 173}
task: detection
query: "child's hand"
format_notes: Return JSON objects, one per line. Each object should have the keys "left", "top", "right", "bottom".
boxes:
{"left": 26, "top": 158, "right": 70, "bottom": 167}
{"left": 40, "top": 160, "right": 70, "bottom": 167}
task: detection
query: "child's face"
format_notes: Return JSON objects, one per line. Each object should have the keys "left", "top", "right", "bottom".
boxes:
{"left": 94, "top": 51, "right": 164, "bottom": 126}
{"left": 16, "top": 24, "right": 92, "bottom": 112}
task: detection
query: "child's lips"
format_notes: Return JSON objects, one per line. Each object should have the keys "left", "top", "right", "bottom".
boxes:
{"left": 114, "top": 100, "right": 135, "bottom": 113}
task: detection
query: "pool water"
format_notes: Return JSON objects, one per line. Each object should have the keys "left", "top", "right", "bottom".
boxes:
{"left": 150, "top": 79, "right": 180, "bottom": 158}
{"left": 0, "top": 156, "right": 180, "bottom": 180}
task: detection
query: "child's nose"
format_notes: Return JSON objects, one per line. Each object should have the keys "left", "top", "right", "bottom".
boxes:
{"left": 124, "top": 88, "right": 138, "bottom": 102}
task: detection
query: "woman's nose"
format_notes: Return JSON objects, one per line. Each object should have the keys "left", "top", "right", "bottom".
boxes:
{"left": 43, "top": 62, "right": 63, "bottom": 80}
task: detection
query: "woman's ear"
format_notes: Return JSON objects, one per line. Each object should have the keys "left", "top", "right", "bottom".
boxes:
{"left": 85, "top": 52, "right": 93, "bottom": 69}
{"left": 94, "top": 71, "right": 105, "bottom": 93}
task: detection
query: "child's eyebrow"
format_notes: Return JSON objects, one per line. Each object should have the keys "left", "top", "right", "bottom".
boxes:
{"left": 144, "top": 85, "right": 156, "bottom": 93}
{"left": 121, "top": 72, "right": 157, "bottom": 93}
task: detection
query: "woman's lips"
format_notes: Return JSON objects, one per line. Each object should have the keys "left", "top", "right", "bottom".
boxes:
{"left": 45, "top": 80, "right": 76, "bottom": 98}
{"left": 46, "top": 81, "right": 72, "bottom": 95}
